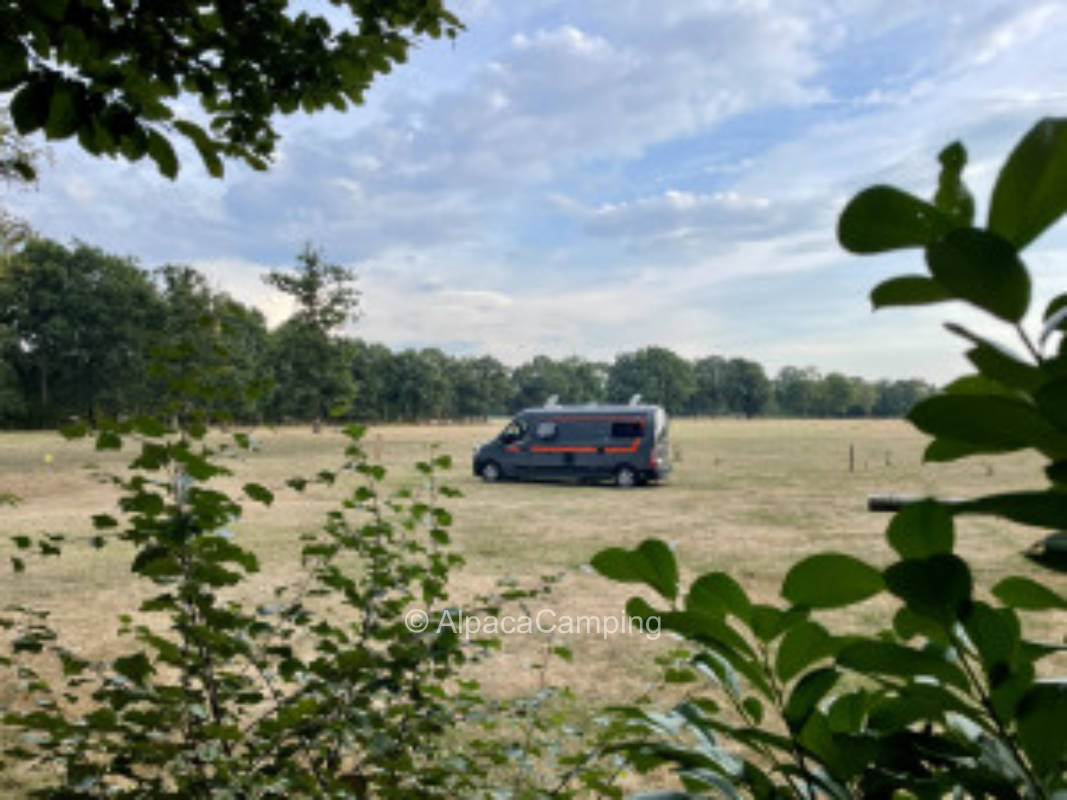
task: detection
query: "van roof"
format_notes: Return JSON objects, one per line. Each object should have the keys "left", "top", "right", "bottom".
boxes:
{"left": 519, "top": 404, "right": 664, "bottom": 417}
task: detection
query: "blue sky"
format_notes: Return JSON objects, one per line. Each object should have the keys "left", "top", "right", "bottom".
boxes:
{"left": 8, "top": 0, "right": 1067, "bottom": 381}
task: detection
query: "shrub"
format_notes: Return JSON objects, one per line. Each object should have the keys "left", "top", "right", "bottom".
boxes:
{"left": 593, "top": 119, "right": 1067, "bottom": 798}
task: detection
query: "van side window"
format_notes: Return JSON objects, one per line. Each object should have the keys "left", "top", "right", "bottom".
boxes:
{"left": 535, "top": 421, "right": 557, "bottom": 440}
{"left": 610, "top": 421, "right": 643, "bottom": 438}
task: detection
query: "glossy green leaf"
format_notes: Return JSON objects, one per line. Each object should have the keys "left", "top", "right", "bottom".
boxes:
{"left": 838, "top": 185, "right": 952, "bottom": 254}
{"left": 781, "top": 553, "right": 883, "bottom": 609}
{"left": 783, "top": 667, "right": 839, "bottom": 732}
{"left": 775, "top": 620, "right": 836, "bottom": 682}
{"left": 836, "top": 640, "right": 970, "bottom": 690}
{"left": 591, "top": 539, "right": 678, "bottom": 602}
{"left": 994, "top": 576, "right": 1067, "bottom": 614}
{"left": 989, "top": 117, "right": 1067, "bottom": 250}
{"left": 749, "top": 604, "right": 808, "bottom": 643}
{"left": 956, "top": 492, "right": 1067, "bottom": 530}
{"left": 884, "top": 554, "right": 972, "bottom": 626}
{"left": 869, "top": 275, "right": 952, "bottom": 309}
{"left": 887, "top": 500, "right": 954, "bottom": 559}
{"left": 925, "top": 228, "right": 1030, "bottom": 322}
{"left": 909, "top": 394, "right": 1067, "bottom": 458}
{"left": 685, "top": 571, "right": 751, "bottom": 622}
{"left": 960, "top": 602, "right": 1020, "bottom": 676}
{"left": 966, "top": 344, "right": 1045, "bottom": 394}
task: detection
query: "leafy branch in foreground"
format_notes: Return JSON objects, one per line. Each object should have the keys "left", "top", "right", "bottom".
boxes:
{"left": 593, "top": 118, "right": 1067, "bottom": 798}
{"left": 0, "top": 421, "right": 501, "bottom": 797}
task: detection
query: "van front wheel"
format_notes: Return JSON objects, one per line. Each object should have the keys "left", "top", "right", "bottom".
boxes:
{"left": 614, "top": 465, "right": 637, "bottom": 488}
{"left": 481, "top": 461, "right": 502, "bottom": 483}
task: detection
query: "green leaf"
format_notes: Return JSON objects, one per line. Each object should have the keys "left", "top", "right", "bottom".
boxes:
{"left": 59, "top": 421, "right": 89, "bottom": 439}
{"left": 1017, "top": 681, "right": 1067, "bottom": 780}
{"left": 95, "top": 431, "right": 122, "bottom": 450}
{"left": 966, "top": 344, "right": 1045, "bottom": 394}
{"left": 91, "top": 514, "right": 119, "bottom": 529}
{"left": 242, "top": 482, "right": 274, "bottom": 506}
{"left": 960, "top": 601, "right": 1020, "bottom": 677}
{"left": 783, "top": 667, "right": 839, "bottom": 732}
{"left": 1025, "top": 532, "right": 1067, "bottom": 573}
{"left": 934, "top": 141, "right": 975, "bottom": 226}
{"left": 989, "top": 117, "right": 1067, "bottom": 250}
{"left": 925, "top": 228, "right": 1030, "bottom": 322}
{"left": 44, "top": 81, "right": 79, "bottom": 139}
{"left": 883, "top": 554, "right": 972, "bottom": 626}
{"left": 685, "top": 572, "right": 751, "bottom": 622}
{"left": 956, "top": 492, "right": 1067, "bottom": 530}
{"left": 781, "top": 553, "right": 883, "bottom": 609}
{"left": 775, "top": 620, "right": 836, "bottom": 683}
{"left": 591, "top": 539, "right": 678, "bottom": 602}
{"left": 908, "top": 394, "right": 1067, "bottom": 458}
{"left": 0, "top": 40, "right": 28, "bottom": 91}
{"left": 836, "top": 640, "right": 970, "bottom": 690}
{"left": 1034, "top": 377, "right": 1067, "bottom": 433}
{"left": 994, "top": 576, "right": 1067, "bottom": 611}
{"left": 887, "top": 500, "right": 954, "bottom": 559}
{"left": 869, "top": 275, "right": 953, "bottom": 309}
{"left": 10, "top": 78, "right": 50, "bottom": 134}
{"left": 1047, "top": 461, "right": 1067, "bottom": 485}
{"left": 838, "top": 186, "right": 952, "bottom": 254}
{"left": 922, "top": 436, "right": 997, "bottom": 462}
{"left": 749, "top": 604, "right": 808, "bottom": 643}
{"left": 147, "top": 129, "right": 178, "bottom": 178}
{"left": 112, "top": 652, "right": 154, "bottom": 686}
{"left": 131, "top": 415, "right": 168, "bottom": 438}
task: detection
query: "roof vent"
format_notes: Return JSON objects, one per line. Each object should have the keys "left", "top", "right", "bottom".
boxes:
{"left": 628, "top": 394, "right": 642, "bottom": 406}
{"left": 544, "top": 394, "right": 560, "bottom": 408}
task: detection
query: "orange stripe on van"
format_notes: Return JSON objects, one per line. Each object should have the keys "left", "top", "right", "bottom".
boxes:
{"left": 605, "top": 438, "right": 641, "bottom": 453}
{"left": 530, "top": 445, "right": 598, "bottom": 453}
{"left": 544, "top": 416, "right": 645, "bottom": 424}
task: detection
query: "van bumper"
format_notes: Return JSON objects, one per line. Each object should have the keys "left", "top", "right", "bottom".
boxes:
{"left": 645, "top": 464, "right": 670, "bottom": 481}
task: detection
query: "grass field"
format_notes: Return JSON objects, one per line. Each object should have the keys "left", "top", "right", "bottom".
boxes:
{"left": 1, "top": 417, "right": 1059, "bottom": 707}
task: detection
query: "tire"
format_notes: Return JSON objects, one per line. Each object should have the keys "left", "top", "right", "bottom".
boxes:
{"left": 481, "top": 461, "right": 502, "bottom": 483}
{"left": 614, "top": 465, "right": 637, "bottom": 488}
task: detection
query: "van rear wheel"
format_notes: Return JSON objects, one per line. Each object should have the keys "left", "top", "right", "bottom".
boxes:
{"left": 614, "top": 465, "right": 637, "bottom": 488}
{"left": 481, "top": 461, "right": 502, "bottom": 483}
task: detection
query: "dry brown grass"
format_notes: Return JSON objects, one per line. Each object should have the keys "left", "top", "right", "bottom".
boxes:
{"left": 1, "top": 418, "right": 1063, "bottom": 722}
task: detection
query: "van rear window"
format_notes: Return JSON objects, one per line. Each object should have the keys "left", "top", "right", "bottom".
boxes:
{"left": 610, "top": 421, "right": 643, "bottom": 438}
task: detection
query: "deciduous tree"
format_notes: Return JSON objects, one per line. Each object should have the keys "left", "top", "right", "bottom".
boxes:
{"left": 3, "top": 0, "right": 462, "bottom": 177}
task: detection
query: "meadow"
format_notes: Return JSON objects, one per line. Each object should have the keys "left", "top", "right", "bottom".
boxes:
{"left": 1, "top": 417, "right": 1057, "bottom": 708}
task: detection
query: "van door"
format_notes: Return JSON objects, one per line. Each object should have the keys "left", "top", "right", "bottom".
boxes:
{"left": 497, "top": 416, "right": 535, "bottom": 476}
{"left": 527, "top": 418, "right": 572, "bottom": 477}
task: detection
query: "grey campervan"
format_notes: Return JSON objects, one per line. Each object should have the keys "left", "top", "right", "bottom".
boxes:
{"left": 472, "top": 404, "right": 670, "bottom": 486}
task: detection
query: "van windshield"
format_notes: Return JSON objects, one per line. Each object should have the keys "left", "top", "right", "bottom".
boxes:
{"left": 499, "top": 418, "right": 527, "bottom": 444}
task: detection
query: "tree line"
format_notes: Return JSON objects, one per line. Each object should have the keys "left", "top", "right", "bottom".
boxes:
{"left": 0, "top": 237, "right": 935, "bottom": 428}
